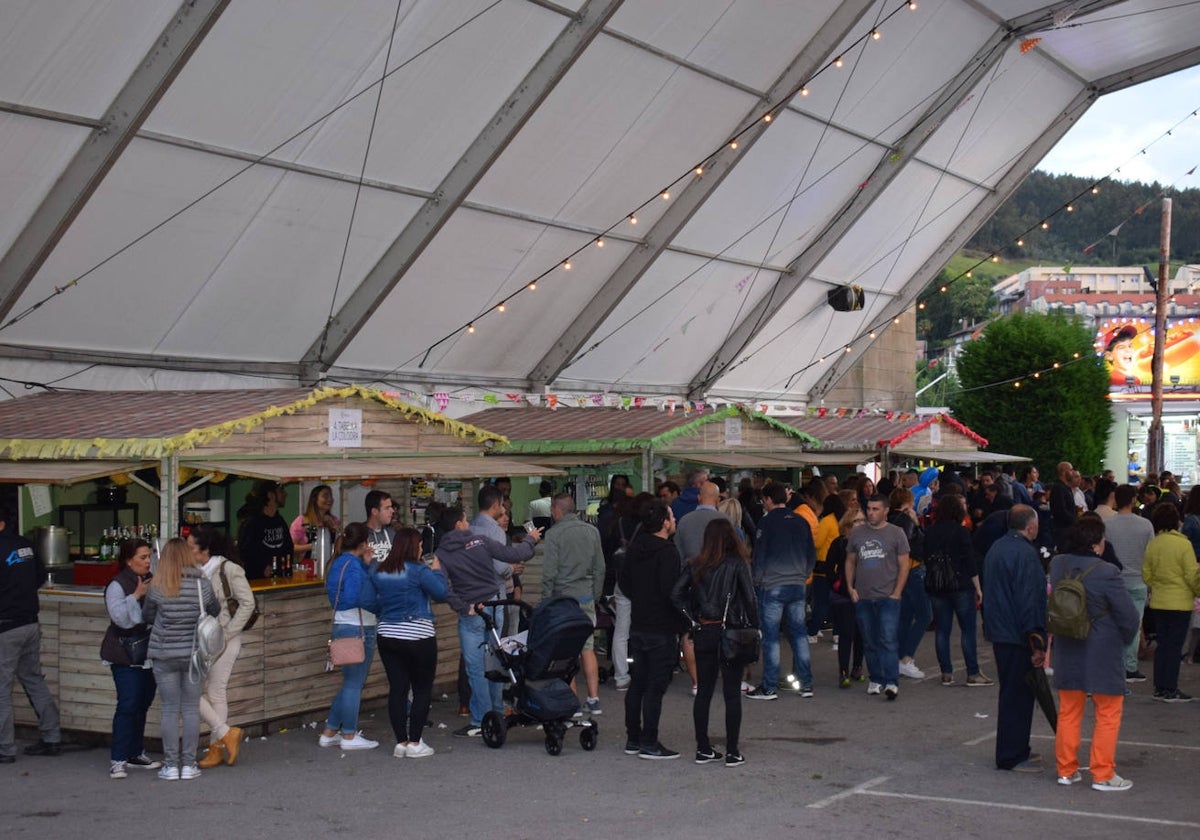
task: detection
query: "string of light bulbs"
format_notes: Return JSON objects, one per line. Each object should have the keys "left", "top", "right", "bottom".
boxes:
{"left": 402, "top": 0, "right": 925, "bottom": 370}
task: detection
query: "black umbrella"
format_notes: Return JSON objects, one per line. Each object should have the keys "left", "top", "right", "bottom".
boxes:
{"left": 1025, "top": 666, "right": 1057, "bottom": 732}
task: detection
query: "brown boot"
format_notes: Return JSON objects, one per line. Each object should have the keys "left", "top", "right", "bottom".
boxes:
{"left": 197, "top": 743, "right": 225, "bottom": 769}
{"left": 222, "top": 726, "right": 243, "bottom": 766}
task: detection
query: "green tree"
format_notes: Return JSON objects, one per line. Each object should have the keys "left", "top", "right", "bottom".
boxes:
{"left": 915, "top": 359, "right": 960, "bottom": 408}
{"left": 950, "top": 311, "right": 1111, "bottom": 475}
{"left": 917, "top": 270, "right": 995, "bottom": 348}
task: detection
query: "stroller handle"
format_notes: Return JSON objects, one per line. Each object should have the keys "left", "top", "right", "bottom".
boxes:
{"left": 476, "top": 598, "right": 533, "bottom": 632}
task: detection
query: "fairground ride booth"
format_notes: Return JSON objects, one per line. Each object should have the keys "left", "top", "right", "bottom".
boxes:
{"left": 0, "top": 385, "right": 557, "bottom": 737}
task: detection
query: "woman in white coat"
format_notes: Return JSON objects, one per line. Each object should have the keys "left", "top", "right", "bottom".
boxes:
{"left": 189, "top": 524, "right": 257, "bottom": 768}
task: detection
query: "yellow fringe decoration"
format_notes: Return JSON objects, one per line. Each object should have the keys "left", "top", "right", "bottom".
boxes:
{"left": 2, "top": 385, "right": 506, "bottom": 460}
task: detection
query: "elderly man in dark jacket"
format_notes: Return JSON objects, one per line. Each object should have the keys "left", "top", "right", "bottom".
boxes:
{"left": 982, "top": 506, "right": 1047, "bottom": 773}
{"left": 1049, "top": 517, "right": 1140, "bottom": 790}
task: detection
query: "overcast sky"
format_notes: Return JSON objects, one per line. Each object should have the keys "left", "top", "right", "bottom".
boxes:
{"left": 1036, "top": 66, "right": 1200, "bottom": 187}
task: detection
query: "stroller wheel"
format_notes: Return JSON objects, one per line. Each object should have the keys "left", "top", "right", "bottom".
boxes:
{"left": 579, "top": 722, "right": 598, "bottom": 751}
{"left": 544, "top": 732, "right": 564, "bottom": 756}
{"left": 481, "top": 711, "right": 506, "bottom": 749}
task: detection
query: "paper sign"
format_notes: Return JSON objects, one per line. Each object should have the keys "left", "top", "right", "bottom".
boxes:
{"left": 725, "top": 417, "right": 743, "bottom": 446}
{"left": 328, "top": 408, "right": 362, "bottom": 448}
{"left": 28, "top": 485, "right": 52, "bottom": 518}
{"left": 929, "top": 422, "right": 942, "bottom": 446}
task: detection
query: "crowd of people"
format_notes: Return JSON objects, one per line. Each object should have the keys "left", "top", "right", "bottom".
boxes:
{"left": 1, "top": 458, "right": 1197, "bottom": 789}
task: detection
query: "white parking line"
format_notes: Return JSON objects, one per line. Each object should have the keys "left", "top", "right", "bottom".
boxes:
{"left": 806, "top": 775, "right": 890, "bottom": 809}
{"left": 1030, "top": 733, "right": 1200, "bottom": 751}
{"left": 858, "top": 788, "right": 1200, "bottom": 829}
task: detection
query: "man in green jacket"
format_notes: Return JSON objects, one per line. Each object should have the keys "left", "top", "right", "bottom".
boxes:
{"left": 542, "top": 493, "right": 606, "bottom": 715}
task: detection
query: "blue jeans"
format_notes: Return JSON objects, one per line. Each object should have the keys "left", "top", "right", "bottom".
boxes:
{"left": 930, "top": 590, "right": 980, "bottom": 676}
{"left": 1122, "top": 580, "right": 1147, "bottom": 673}
{"left": 459, "top": 611, "right": 504, "bottom": 726}
{"left": 110, "top": 664, "right": 157, "bottom": 761}
{"left": 898, "top": 567, "right": 931, "bottom": 660}
{"left": 759, "top": 584, "right": 812, "bottom": 691}
{"left": 856, "top": 597, "right": 900, "bottom": 685}
{"left": 806, "top": 578, "right": 832, "bottom": 638}
{"left": 325, "top": 624, "right": 377, "bottom": 735}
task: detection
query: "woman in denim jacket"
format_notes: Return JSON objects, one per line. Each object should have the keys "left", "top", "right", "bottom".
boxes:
{"left": 318, "top": 523, "right": 379, "bottom": 751}
{"left": 371, "top": 527, "right": 448, "bottom": 758}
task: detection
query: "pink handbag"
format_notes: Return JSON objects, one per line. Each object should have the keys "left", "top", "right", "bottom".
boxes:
{"left": 326, "top": 562, "right": 365, "bottom": 669}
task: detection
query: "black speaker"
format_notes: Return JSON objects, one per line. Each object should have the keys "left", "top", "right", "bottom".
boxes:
{"left": 827, "top": 284, "right": 864, "bottom": 311}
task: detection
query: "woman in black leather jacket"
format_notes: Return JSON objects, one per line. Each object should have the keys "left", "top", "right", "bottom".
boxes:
{"left": 671, "top": 518, "right": 759, "bottom": 767}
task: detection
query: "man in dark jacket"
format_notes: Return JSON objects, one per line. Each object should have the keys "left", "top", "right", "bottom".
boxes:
{"left": 435, "top": 507, "right": 532, "bottom": 738}
{"left": 0, "top": 506, "right": 61, "bottom": 762}
{"left": 1048, "top": 461, "right": 1078, "bottom": 552}
{"left": 748, "top": 482, "right": 816, "bottom": 700}
{"left": 618, "top": 497, "right": 685, "bottom": 760}
{"left": 982, "top": 506, "right": 1048, "bottom": 773}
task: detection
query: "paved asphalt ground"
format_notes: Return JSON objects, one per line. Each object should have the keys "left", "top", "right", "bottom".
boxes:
{"left": 5, "top": 628, "right": 1199, "bottom": 839}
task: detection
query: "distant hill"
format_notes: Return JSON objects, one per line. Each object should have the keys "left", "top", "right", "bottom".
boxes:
{"left": 966, "top": 170, "right": 1200, "bottom": 266}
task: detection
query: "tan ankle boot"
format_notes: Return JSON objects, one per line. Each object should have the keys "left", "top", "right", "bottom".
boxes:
{"left": 197, "top": 743, "right": 225, "bottom": 769}
{"left": 222, "top": 726, "right": 243, "bottom": 766}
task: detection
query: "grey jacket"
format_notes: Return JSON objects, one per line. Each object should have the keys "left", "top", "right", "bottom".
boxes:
{"left": 541, "top": 514, "right": 605, "bottom": 603}
{"left": 1048, "top": 553, "right": 1140, "bottom": 696}
{"left": 143, "top": 567, "right": 220, "bottom": 661}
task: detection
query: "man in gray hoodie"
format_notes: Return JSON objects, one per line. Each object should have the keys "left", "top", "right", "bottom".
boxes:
{"left": 436, "top": 507, "right": 537, "bottom": 737}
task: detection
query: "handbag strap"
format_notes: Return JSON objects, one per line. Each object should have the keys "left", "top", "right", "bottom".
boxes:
{"left": 218, "top": 560, "right": 232, "bottom": 604}
{"left": 331, "top": 558, "right": 366, "bottom": 640}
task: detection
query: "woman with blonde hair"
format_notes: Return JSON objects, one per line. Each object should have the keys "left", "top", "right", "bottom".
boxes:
{"left": 142, "top": 538, "right": 219, "bottom": 780}
{"left": 190, "top": 525, "right": 256, "bottom": 769}
{"left": 717, "top": 497, "right": 749, "bottom": 545}
{"left": 290, "top": 484, "right": 341, "bottom": 561}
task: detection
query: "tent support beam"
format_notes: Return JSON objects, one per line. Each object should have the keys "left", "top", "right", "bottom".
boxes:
{"left": 526, "top": 0, "right": 878, "bottom": 389}
{"left": 807, "top": 87, "right": 1096, "bottom": 403}
{"left": 0, "top": 0, "right": 230, "bottom": 323}
{"left": 1092, "top": 44, "right": 1200, "bottom": 94}
{"left": 685, "top": 26, "right": 1014, "bottom": 399}
{"left": 298, "top": 0, "right": 624, "bottom": 381}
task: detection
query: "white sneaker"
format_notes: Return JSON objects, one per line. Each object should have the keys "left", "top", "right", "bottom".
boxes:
{"left": 339, "top": 732, "right": 379, "bottom": 751}
{"left": 392, "top": 743, "right": 408, "bottom": 758}
{"left": 318, "top": 732, "right": 341, "bottom": 748}
{"left": 898, "top": 660, "right": 926, "bottom": 680}
{"left": 406, "top": 740, "right": 435, "bottom": 758}
{"left": 109, "top": 761, "right": 127, "bottom": 780}
{"left": 180, "top": 765, "right": 201, "bottom": 780}
{"left": 1092, "top": 773, "right": 1133, "bottom": 792}
{"left": 1057, "top": 771, "right": 1082, "bottom": 785}
{"left": 867, "top": 682, "right": 882, "bottom": 695}
{"left": 157, "top": 765, "right": 179, "bottom": 781}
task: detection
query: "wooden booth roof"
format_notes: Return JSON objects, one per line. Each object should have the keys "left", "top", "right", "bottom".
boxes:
{"left": 0, "top": 385, "right": 505, "bottom": 460}
{"left": 780, "top": 413, "right": 987, "bottom": 453}
{"left": 459, "top": 405, "right": 818, "bottom": 456}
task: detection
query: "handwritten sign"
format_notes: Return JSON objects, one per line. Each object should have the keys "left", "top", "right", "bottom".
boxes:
{"left": 328, "top": 408, "right": 362, "bottom": 448}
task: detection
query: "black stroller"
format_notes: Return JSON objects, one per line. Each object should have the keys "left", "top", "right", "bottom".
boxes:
{"left": 478, "top": 596, "right": 598, "bottom": 755}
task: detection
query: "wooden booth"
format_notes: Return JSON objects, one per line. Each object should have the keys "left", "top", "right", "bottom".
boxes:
{"left": 0, "top": 385, "right": 557, "bottom": 736}
{"left": 460, "top": 405, "right": 822, "bottom": 508}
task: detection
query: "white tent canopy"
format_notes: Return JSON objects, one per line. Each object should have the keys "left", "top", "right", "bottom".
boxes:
{"left": 2, "top": 0, "right": 1197, "bottom": 404}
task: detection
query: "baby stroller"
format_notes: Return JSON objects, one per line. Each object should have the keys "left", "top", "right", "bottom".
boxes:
{"left": 478, "top": 596, "right": 598, "bottom": 755}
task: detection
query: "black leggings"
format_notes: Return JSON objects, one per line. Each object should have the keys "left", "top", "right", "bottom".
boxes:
{"left": 693, "top": 626, "right": 743, "bottom": 754}
{"left": 378, "top": 635, "right": 437, "bottom": 743}
{"left": 831, "top": 600, "right": 864, "bottom": 677}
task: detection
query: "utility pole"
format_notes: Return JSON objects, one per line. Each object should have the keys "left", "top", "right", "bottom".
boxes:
{"left": 1147, "top": 197, "right": 1172, "bottom": 480}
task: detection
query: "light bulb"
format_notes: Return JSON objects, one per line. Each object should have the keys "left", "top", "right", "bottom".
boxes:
{"left": 869, "top": 331, "right": 876, "bottom": 339}
{"left": 991, "top": 255, "right": 1000, "bottom": 262}
{"left": 800, "top": 87, "right": 809, "bottom": 97}
{"left": 940, "top": 286, "right": 948, "bottom": 293}
{"left": 595, "top": 238, "right": 604, "bottom": 248}
{"left": 661, "top": 191, "right": 670, "bottom": 201}
{"left": 893, "top": 317, "right": 900, "bottom": 324}
{"left": 1066, "top": 204, "right": 1074, "bottom": 212}
{"left": 871, "top": 29, "right": 880, "bottom": 40}
{"left": 1014, "top": 381, "right": 1021, "bottom": 388}
{"left": 1041, "top": 221, "right": 1049, "bottom": 230}
{"left": 563, "top": 260, "right": 572, "bottom": 271}
{"left": 1017, "top": 239, "right": 1024, "bottom": 247}
{"left": 694, "top": 166, "right": 704, "bottom": 176}
{"left": 763, "top": 113, "right": 772, "bottom": 123}
{"left": 1091, "top": 186, "right": 1100, "bottom": 194}
{"left": 467, "top": 324, "right": 475, "bottom": 334}
{"left": 844, "top": 346, "right": 852, "bottom": 353}
{"left": 818, "top": 357, "right": 825, "bottom": 363}
{"left": 908, "top": 1, "right": 917, "bottom": 9}
{"left": 497, "top": 303, "right": 505, "bottom": 313}
{"left": 834, "top": 56, "right": 844, "bottom": 68}
{"left": 918, "top": 302, "right": 926, "bottom": 309}
{"left": 729, "top": 140, "right": 738, "bottom": 150}
{"left": 965, "top": 270, "right": 972, "bottom": 277}
{"left": 527, "top": 282, "right": 536, "bottom": 291}
{"left": 629, "top": 214, "right": 638, "bottom": 225}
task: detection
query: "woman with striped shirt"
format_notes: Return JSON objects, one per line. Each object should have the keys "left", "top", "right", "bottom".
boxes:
{"left": 371, "top": 527, "right": 448, "bottom": 758}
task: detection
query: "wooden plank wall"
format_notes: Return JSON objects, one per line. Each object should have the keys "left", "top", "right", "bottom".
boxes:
{"left": 190, "top": 397, "right": 484, "bottom": 457}
{"left": 664, "top": 416, "right": 801, "bottom": 454}
{"left": 17, "top": 553, "right": 547, "bottom": 738}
